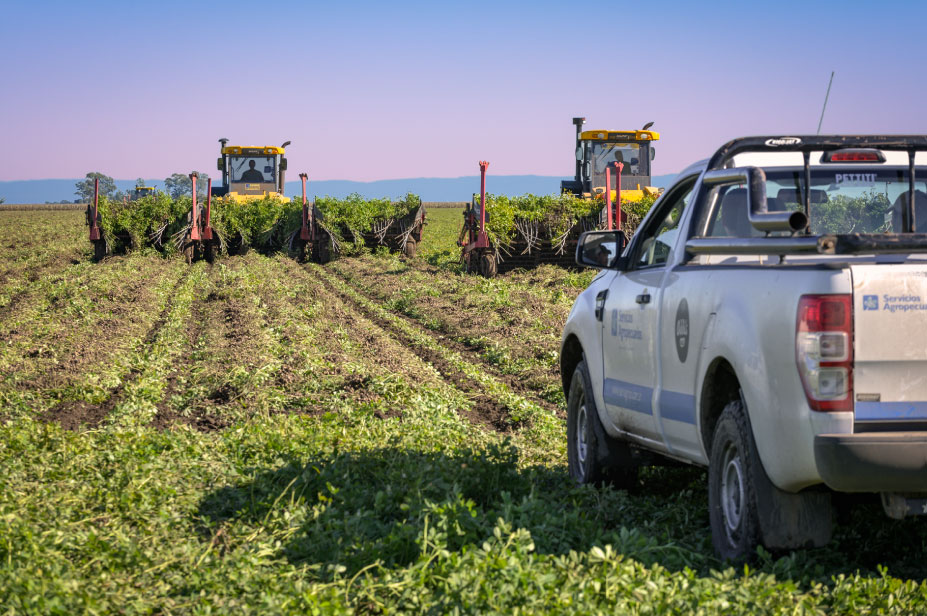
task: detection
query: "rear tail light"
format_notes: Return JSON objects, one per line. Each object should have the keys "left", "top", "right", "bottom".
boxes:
{"left": 796, "top": 294, "right": 853, "bottom": 412}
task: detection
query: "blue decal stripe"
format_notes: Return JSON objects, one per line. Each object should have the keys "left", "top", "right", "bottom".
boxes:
{"left": 603, "top": 378, "right": 653, "bottom": 415}
{"left": 659, "top": 390, "right": 697, "bottom": 425}
{"left": 856, "top": 401, "right": 927, "bottom": 421}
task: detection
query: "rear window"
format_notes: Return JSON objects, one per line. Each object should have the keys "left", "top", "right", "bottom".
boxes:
{"left": 707, "top": 167, "right": 927, "bottom": 236}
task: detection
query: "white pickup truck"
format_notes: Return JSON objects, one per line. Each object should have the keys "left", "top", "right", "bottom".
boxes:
{"left": 561, "top": 135, "right": 927, "bottom": 561}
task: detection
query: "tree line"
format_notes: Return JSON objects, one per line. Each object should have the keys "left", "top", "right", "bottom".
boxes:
{"left": 74, "top": 172, "right": 212, "bottom": 202}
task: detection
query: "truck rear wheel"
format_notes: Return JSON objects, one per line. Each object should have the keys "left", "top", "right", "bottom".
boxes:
{"left": 709, "top": 400, "right": 762, "bottom": 562}
{"left": 402, "top": 238, "right": 417, "bottom": 259}
{"left": 567, "top": 360, "right": 637, "bottom": 488}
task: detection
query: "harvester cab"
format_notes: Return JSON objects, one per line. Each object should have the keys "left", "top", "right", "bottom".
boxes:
{"left": 132, "top": 185, "right": 155, "bottom": 200}
{"left": 561, "top": 117, "right": 661, "bottom": 203}
{"left": 213, "top": 138, "right": 291, "bottom": 203}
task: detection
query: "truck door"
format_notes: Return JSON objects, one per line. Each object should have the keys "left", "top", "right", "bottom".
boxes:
{"left": 601, "top": 181, "right": 697, "bottom": 443}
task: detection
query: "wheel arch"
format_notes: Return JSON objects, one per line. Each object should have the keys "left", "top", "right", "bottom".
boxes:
{"left": 698, "top": 356, "right": 742, "bottom": 458}
{"left": 561, "top": 334, "right": 584, "bottom": 398}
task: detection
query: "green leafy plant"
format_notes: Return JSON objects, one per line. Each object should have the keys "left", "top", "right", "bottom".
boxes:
{"left": 480, "top": 193, "right": 658, "bottom": 250}
{"left": 95, "top": 192, "right": 190, "bottom": 253}
{"left": 314, "top": 192, "right": 422, "bottom": 251}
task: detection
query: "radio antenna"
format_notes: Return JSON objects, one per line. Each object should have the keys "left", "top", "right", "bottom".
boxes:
{"left": 816, "top": 71, "right": 835, "bottom": 135}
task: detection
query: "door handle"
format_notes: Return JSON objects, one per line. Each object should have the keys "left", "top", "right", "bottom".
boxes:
{"left": 635, "top": 293, "right": 651, "bottom": 304}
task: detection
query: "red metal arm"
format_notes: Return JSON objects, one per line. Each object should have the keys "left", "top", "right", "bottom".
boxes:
{"left": 89, "top": 178, "right": 101, "bottom": 240}
{"left": 202, "top": 178, "right": 213, "bottom": 241}
{"left": 299, "top": 173, "right": 312, "bottom": 241}
{"left": 189, "top": 172, "right": 201, "bottom": 240}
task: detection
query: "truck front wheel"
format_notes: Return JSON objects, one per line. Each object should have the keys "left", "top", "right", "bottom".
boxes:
{"left": 708, "top": 400, "right": 762, "bottom": 562}
{"left": 567, "top": 360, "right": 637, "bottom": 488}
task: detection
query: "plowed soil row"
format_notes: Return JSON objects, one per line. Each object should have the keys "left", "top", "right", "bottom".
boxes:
{"left": 331, "top": 256, "right": 566, "bottom": 409}
{"left": 144, "top": 254, "right": 476, "bottom": 431}
{"left": 272, "top": 257, "right": 482, "bottom": 424}
{"left": 0, "top": 256, "right": 186, "bottom": 421}
{"left": 311, "top": 262, "right": 556, "bottom": 432}
{"left": 42, "top": 264, "right": 194, "bottom": 429}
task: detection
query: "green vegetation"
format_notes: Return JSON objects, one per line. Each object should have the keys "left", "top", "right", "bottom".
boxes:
{"left": 96, "top": 192, "right": 190, "bottom": 253}
{"left": 810, "top": 192, "right": 894, "bottom": 234}
{"left": 482, "top": 193, "right": 658, "bottom": 252}
{"left": 314, "top": 193, "right": 422, "bottom": 251}
{"left": 209, "top": 196, "right": 301, "bottom": 252}
{"left": 1, "top": 209, "right": 926, "bottom": 613}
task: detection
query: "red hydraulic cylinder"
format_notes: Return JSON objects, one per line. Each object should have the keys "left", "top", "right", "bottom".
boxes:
{"left": 615, "top": 162, "right": 623, "bottom": 231}
{"left": 605, "top": 165, "right": 613, "bottom": 230}
{"left": 202, "top": 178, "right": 214, "bottom": 241}
{"left": 299, "top": 173, "right": 312, "bottom": 241}
{"left": 189, "top": 172, "right": 201, "bottom": 241}
{"left": 477, "top": 161, "right": 489, "bottom": 248}
{"left": 89, "top": 178, "right": 101, "bottom": 240}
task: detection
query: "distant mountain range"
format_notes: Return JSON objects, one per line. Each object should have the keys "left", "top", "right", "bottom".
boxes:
{"left": 0, "top": 174, "right": 678, "bottom": 204}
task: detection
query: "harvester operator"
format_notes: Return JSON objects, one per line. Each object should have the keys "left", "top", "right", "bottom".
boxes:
{"left": 240, "top": 160, "right": 264, "bottom": 182}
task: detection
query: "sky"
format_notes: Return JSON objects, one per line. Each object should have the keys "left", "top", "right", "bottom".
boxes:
{"left": 2, "top": 0, "right": 927, "bottom": 182}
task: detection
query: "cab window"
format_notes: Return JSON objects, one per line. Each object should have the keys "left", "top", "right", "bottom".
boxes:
{"left": 632, "top": 178, "right": 697, "bottom": 268}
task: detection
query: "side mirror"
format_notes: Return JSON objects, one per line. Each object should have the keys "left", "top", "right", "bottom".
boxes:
{"left": 280, "top": 157, "right": 288, "bottom": 171}
{"left": 576, "top": 230, "right": 626, "bottom": 269}
{"left": 216, "top": 157, "right": 224, "bottom": 171}
{"left": 650, "top": 148, "right": 656, "bottom": 161}
{"left": 575, "top": 146, "right": 583, "bottom": 161}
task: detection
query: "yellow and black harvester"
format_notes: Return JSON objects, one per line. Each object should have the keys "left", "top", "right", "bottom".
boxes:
{"left": 182, "top": 139, "right": 330, "bottom": 263}
{"left": 561, "top": 117, "right": 661, "bottom": 208}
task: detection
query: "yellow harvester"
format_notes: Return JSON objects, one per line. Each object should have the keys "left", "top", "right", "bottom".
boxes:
{"left": 561, "top": 117, "right": 661, "bottom": 203}
{"left": 213, "top": 138, "right": 291, "bottom": 202}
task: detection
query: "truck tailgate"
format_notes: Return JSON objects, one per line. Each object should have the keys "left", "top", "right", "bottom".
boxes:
{"left": 852, "top": 264, "right": 927, "bottom": 424}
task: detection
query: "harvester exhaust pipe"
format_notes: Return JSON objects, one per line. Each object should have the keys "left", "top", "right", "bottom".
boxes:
{"left": 279, "top": 140, "right": 291, "bottom": 194}
{"left": 572, "top": 117, "right": 585, "bottom": 182}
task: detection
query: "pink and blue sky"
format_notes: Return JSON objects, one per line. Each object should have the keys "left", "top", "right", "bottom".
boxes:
{"left": 2, "top": 0, "right": 926, "bottom": 182}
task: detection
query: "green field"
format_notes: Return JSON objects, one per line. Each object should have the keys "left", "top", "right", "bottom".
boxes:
{"left": 1, "top": 207, "right": 926, "bottom": 614}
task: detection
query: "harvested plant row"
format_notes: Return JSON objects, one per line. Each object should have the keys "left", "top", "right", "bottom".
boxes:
{"left": 313, "top": 263, "right": 563, "bottom": 446}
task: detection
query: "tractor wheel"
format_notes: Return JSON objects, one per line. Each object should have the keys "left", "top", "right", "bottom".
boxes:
{"left": 463, "top": 251, "right": 476, "bottom": 274}
{"left": 402, "top": 238, "right": 417, "bottom": 259}
{"left": 478, "top": 253, "right": 497, "bottom": 277}
{"left": 93, "top": 240, "right": 106, "bottom": 263}
{"left": 204, "top": 242, "right": 215, "bottom": 264}
{"left": 183, "top": 241, "right": 195, "bottom": 265}
{"left": 295, "top": 241, "right": 307, "bottom": 263}
{"left": 314, "top": 238, "right": 331, "bottom": 264}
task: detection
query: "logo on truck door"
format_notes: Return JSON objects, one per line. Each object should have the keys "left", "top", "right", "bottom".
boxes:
{"left": 675, "top": 299, "right": 689, "bottom": 362}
